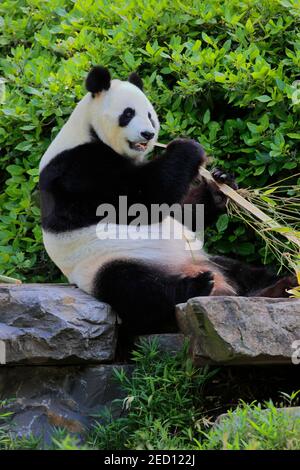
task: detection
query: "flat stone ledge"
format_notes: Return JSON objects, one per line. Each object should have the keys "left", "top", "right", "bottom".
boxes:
{"left": 176, "top": 296, "right": 300, "bottom": 365}
{"left": 0, "top": 284, "right": 117, "bottom": 364}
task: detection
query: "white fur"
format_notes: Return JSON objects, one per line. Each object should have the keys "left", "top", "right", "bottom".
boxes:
{"left": 39, "top": 80, "right": 159, "bottom": 172}
{"left": 40, "top": 75, "right": 205, "bottom": 295}
{"left": 91, "top": 80, "right": 159, "bottom": 161}
{"left": 39, "top": 94, "right": 92, "bottom": 172}
{"left": 42, "top": 218, "right": 207, "bottom": 295}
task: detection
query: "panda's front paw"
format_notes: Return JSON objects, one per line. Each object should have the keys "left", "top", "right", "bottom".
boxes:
{"left": 208, "top": 168, "right": 237, "bottom": 212}
{"left": 167, "top": 138, "right": 207, "bottom": 167}
{"left": 212, "top": 168, "right": 238, "bottom": 190}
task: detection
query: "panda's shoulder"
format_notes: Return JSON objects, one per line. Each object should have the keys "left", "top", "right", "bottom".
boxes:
{"left": 60, "top": 140, "right": 115, "bottom": 166}
{"left": 41, "top": 140, "right": 119, "bottom": 176}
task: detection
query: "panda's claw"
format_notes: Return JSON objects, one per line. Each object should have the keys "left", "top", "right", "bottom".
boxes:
{"left": 211, "top": 167, "right": 238, "bottom": 189}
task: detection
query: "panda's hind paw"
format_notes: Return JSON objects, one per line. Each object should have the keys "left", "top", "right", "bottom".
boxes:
{"left": 212, "top": 168, "right": 238, "bottom": 190}
{"left": 193, "top": 271, "right": 214, "bottom": 297}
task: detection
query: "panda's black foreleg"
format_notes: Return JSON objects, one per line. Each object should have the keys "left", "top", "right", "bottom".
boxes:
{"left": 182, "top": 168, "right": 238, "bottom": 230}
{"left": 92, "top": 259, "right": 214, "bottom": 337}
{"left": 135, "top": 139, "right": 207, "bottom": 207}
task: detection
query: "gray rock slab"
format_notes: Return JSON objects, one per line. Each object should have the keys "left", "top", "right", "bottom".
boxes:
{"left": 0, "top": 364, "right": 132, "bottom": 445}
{"left": 176, "top": 297, "right": 300, "bottom": 365}
{"left": 0, "top": 284, "right": 117, "bottom": 364}
{"left": 136, "top": 334, "right": 185, "bottom": 355}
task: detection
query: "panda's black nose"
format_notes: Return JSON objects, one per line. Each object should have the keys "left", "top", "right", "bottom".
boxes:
{"left": 140, "top": 131, "right": 155, "bottom": 141}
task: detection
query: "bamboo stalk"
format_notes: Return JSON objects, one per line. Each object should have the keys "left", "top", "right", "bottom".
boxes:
{"left": 155, "top": 142, "right": 300, "bottom": 249}
{"left": 0, "top": 274, "right": 22, "bottom": 284}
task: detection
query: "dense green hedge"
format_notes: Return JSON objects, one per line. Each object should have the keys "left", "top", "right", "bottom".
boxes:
{"left": 1, "top": 0, "right": 300, "bottom": 281}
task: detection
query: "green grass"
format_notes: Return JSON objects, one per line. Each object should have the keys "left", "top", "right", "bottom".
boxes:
{"left": 198, "top": 399, "right": 300, "bottom": 450}
{"left": 1, "top": 340, "right": 299, "bottom": 450}
{"left": 86, "top": 339, "right": 217, "bottom": 450}
{"left": 1, "top": 0, "right": 300, "bottom": 281}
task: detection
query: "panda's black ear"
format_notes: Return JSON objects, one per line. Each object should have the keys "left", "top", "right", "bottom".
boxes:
{"left": 128, "top": 72, "right": 143, "bottom": 91}
{"left": 86, "top": 66, "right": 111, "bottom": 95}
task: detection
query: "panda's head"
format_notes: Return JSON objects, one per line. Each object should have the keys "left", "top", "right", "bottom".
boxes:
{"left": 86, "top": 66, "right": 159, "bottom": 161}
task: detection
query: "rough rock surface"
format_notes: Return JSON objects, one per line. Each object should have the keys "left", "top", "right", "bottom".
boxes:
{"left": 0, "top": 365, "right": 132, "bottom": 445}
{"left": 136, "top": 334, "right": 185, "bottom": 355}
{"left": 176, "top": 296, "right": 300, "bottom": 365}
{"left": 0, "top": 284, "right": 117, "bottom": 364}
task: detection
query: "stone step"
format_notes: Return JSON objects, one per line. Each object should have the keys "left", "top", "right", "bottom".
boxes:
{"left": 1, "top": 284, "right": 300, "bottom": 366}
{"left": 0, "top": 364, "right": 132, "bottom": 444}
{"left": 0, "top": 284, "right": 117, "bottom": 364}
{"left": 136, "top": 334, "right": 185, "bottom": 355}
{"left": 176, "top": 296, "right": 300, "bottom": 365}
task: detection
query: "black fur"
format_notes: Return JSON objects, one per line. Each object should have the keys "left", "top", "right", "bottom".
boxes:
{"left": 40, "top": 122, "right": 296, "bottom": 339}
{"left": 183, "top": 167, "right": 237, "bottom": 229}
{"left": 211, "top": 168, "right": 238, "bottom": 189}
{"left": 183, "top": 181, "right": 225, "bottom": 229}
{"left": 85, "top": 66, "right": 111, "bottom": 94}
{"left": 93, "top": 256, "right": 295, "bottom": 339}
{"left": 39, "top": 138, "right": 208, "bottom": 232}
{"left": 210, "top": 255, "right": 296, "bottom": 297}
{"left": 148, "top": 112, "right": 156, "bottom": 129}
{"left": 128, "top": 72, "right": 143, "bottom": 90}
{"left": 93, "top": 259, "right": 214, "bottom": 336}
{"left": 119, "top": 107, "right": 135, "bottom": 127}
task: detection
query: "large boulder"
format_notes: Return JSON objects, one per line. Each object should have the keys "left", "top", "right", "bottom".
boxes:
{"left": 0, "top": 284, "right": 117, "bottom": 364}
{"left": 176, "top": 296, "right": 300, "bottom": 365}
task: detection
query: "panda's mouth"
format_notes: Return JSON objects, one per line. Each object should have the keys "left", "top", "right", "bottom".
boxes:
{"left": 128, "top": 140, "right": 148, "bottom": 152}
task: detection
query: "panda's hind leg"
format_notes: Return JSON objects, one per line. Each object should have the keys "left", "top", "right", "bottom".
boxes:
{"left": 92, "top": 259, "right": 214, "bottom": 338}
{"left": 250, "top": 275, "right": 297, "bottom": 298}
{"left": 211, "top": 255, "right": 297, "bottom": 297}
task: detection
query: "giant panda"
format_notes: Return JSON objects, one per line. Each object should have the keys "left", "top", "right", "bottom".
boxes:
{"left": 39, "top": 66, "right": 295, "bottom": 338}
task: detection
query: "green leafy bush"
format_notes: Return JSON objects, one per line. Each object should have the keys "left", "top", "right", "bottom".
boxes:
{"left": 1, "top": 0, "right": 300, "bottom": 281}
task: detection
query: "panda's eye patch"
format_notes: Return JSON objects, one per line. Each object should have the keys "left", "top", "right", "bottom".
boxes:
{"left": 148, "top": 112, "right": 155, "bottom": 129}
{"left": 119, "top": 107, "right": 135, "bottom": 127}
